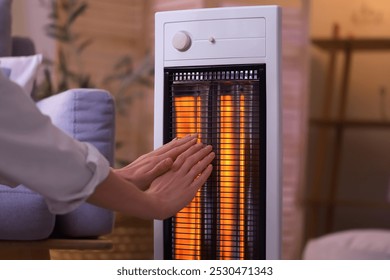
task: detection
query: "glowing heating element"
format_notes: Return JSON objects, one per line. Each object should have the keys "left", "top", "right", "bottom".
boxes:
{"left": 164, "top": 65, "right": 266, "bottom": 260}
{"left": 173, "top": 96, "right": 202, "bottom": 258}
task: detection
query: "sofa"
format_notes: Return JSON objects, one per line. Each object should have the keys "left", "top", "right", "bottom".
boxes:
{"left": 0, "top": 0, "right": 115, "bottom": 242}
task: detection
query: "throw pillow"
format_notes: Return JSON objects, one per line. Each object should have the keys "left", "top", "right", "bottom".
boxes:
{"left": 0, "top": 54, "right": 42, "bottom": 96}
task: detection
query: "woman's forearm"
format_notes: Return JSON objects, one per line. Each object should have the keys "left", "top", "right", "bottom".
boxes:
{"left": 87, "top": 170, "right": 161, "bottom": 219}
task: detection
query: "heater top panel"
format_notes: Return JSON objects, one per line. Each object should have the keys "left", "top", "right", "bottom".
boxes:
{"left": 164, "top": 17, "right": 266, "bottom": 61}
{"left": 156, "top": 5, "right": 280, "bottom": 66}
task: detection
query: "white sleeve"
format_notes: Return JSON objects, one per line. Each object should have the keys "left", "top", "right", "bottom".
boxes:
{"left": 0, "top": 71, "right": 110, "bottom": 214}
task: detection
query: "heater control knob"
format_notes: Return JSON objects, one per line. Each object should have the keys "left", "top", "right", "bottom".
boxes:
{"left": 172, "top": 31, "right": 191, "bottom": 52}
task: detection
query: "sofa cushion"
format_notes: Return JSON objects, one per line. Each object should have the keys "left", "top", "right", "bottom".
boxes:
{"left": 36, "top": 88, "right": 116, "bottom": 237}
{"left": 0, "top": 0, "right": 12, "bottom": 56}
{"left": 52, "top": 204, "right": 115, "bottom": 238}
{"left": 0, "top": 184, "right": 55, "bottom": 240}
{"left": 36, "top": 88, "right": 115, "bottom": 164}
{"left": 303, "top": 229, "right": 390, "bottom": 260}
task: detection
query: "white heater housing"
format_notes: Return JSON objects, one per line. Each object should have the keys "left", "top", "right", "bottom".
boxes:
{"left": 154, "top": 5, "right": 281, "bottom": 260}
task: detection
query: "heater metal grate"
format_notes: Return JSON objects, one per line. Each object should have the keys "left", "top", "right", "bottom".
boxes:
{"left": 163, "top": 65, "right": 266, "bottom": 260}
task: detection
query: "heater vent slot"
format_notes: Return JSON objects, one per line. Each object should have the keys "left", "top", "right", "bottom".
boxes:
{"left": 163, "top": 65, "right": 266, "bottom": 260}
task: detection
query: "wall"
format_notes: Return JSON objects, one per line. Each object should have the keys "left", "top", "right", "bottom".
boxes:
{"left": 306, "top": 0, "right": 390, "bottom": 241}
{"left": 11, "top": 0, "right": 55, "bottom": 59}
{"left": 11, "top": 0, "right": 55, "bottom": 89}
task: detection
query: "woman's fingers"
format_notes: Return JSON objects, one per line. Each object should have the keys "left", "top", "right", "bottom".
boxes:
{"left": 172, "top": 142, "right": 205, "bottom": 171}
{"left": 190, "top": 164, "right": 213, "bottom": 190}
{"left": 179, "top": 144, "right": 214, "bottom": 174}
{"left": 135, "top": 135, "right": 198, "bottom": 167}
{"left": 187, "top": 150, "right": 215, "bottom": 179}
{"left": 153, "top": 134, "right": 197, "bottom": 157}
{"left": 145, "top": 157, "right": 173, "bottom": 178}
{"left": 129, "top": 135, "right": 197, "bottom": 169}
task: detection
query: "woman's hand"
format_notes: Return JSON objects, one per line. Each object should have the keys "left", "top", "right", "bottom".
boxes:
{"left": 88, "top": 136, "right": 215, "bottom": 220}
{"left": 145, "top": 142, "right": 215, "bottom": 219}
{"left": 114, "top": 135, "right": 199, "bottom": 191}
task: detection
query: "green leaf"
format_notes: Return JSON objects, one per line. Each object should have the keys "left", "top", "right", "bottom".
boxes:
{"left": 76, "top": 38, "right": 93, "bottom": 54}
{"left": 57, "top": 48, "right": 69, "bottom": 73}
{"left": 60, "top": 0, "right": 71, "bottom": 12}
{"left": 45, "top": 24, "right": 70, "bottom": 42}
{"left": 67, "top": 2, "right": 88, "bottom": 26}
{"left": 40, "top": 0, "right": 59, "bottom": 19}
{"left": 114, "top": 56, "right": 133, "bottom": 71}
{"left": 79, "top": 75, "right": 94, "bottom": 88}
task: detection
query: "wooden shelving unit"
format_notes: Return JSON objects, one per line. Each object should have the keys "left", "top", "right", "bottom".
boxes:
{"left": 305, "top": 32, "right": 390, "bottom": 241}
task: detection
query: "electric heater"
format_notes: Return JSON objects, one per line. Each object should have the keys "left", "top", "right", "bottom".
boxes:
{"left": 154, "top": 5, "right": 281, "bottom": 260}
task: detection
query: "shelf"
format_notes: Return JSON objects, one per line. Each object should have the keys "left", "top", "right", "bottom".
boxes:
{"left": 310, "top": 118, "right": 390, "bottom": 128}
{"left": 312, "top": 38, "right": 390, "bottom": 51}
{"left": 304, "top": 198, "right": 390, "bottom": 210}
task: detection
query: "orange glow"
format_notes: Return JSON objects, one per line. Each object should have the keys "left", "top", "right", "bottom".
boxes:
{"left": 173, "top": 96, "right": 201, "bottom": 260}
{"left": 173, "top": 94, "right": 246, "bottom": 260}
{"left": 220, "top": 95, "right": 234, "bottom": 258}
{"left": 239, "top": 94, "right": 246, "bottom": 260}
{"left": 220, "top": 95, "right": 245, "bottom": 259}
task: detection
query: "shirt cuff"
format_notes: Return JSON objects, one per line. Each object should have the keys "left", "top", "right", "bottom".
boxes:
{"left": 45, "top": 143, "right": 110, "bottom": 214}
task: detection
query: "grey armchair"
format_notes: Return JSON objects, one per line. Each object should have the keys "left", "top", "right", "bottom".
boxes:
{"left": 0, "top": 0, "right": 115, "bottom": 256}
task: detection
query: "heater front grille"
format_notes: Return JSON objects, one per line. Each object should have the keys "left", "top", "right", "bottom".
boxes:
{"left": 163, "top": 65, "right": 266, "bottom": 260}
